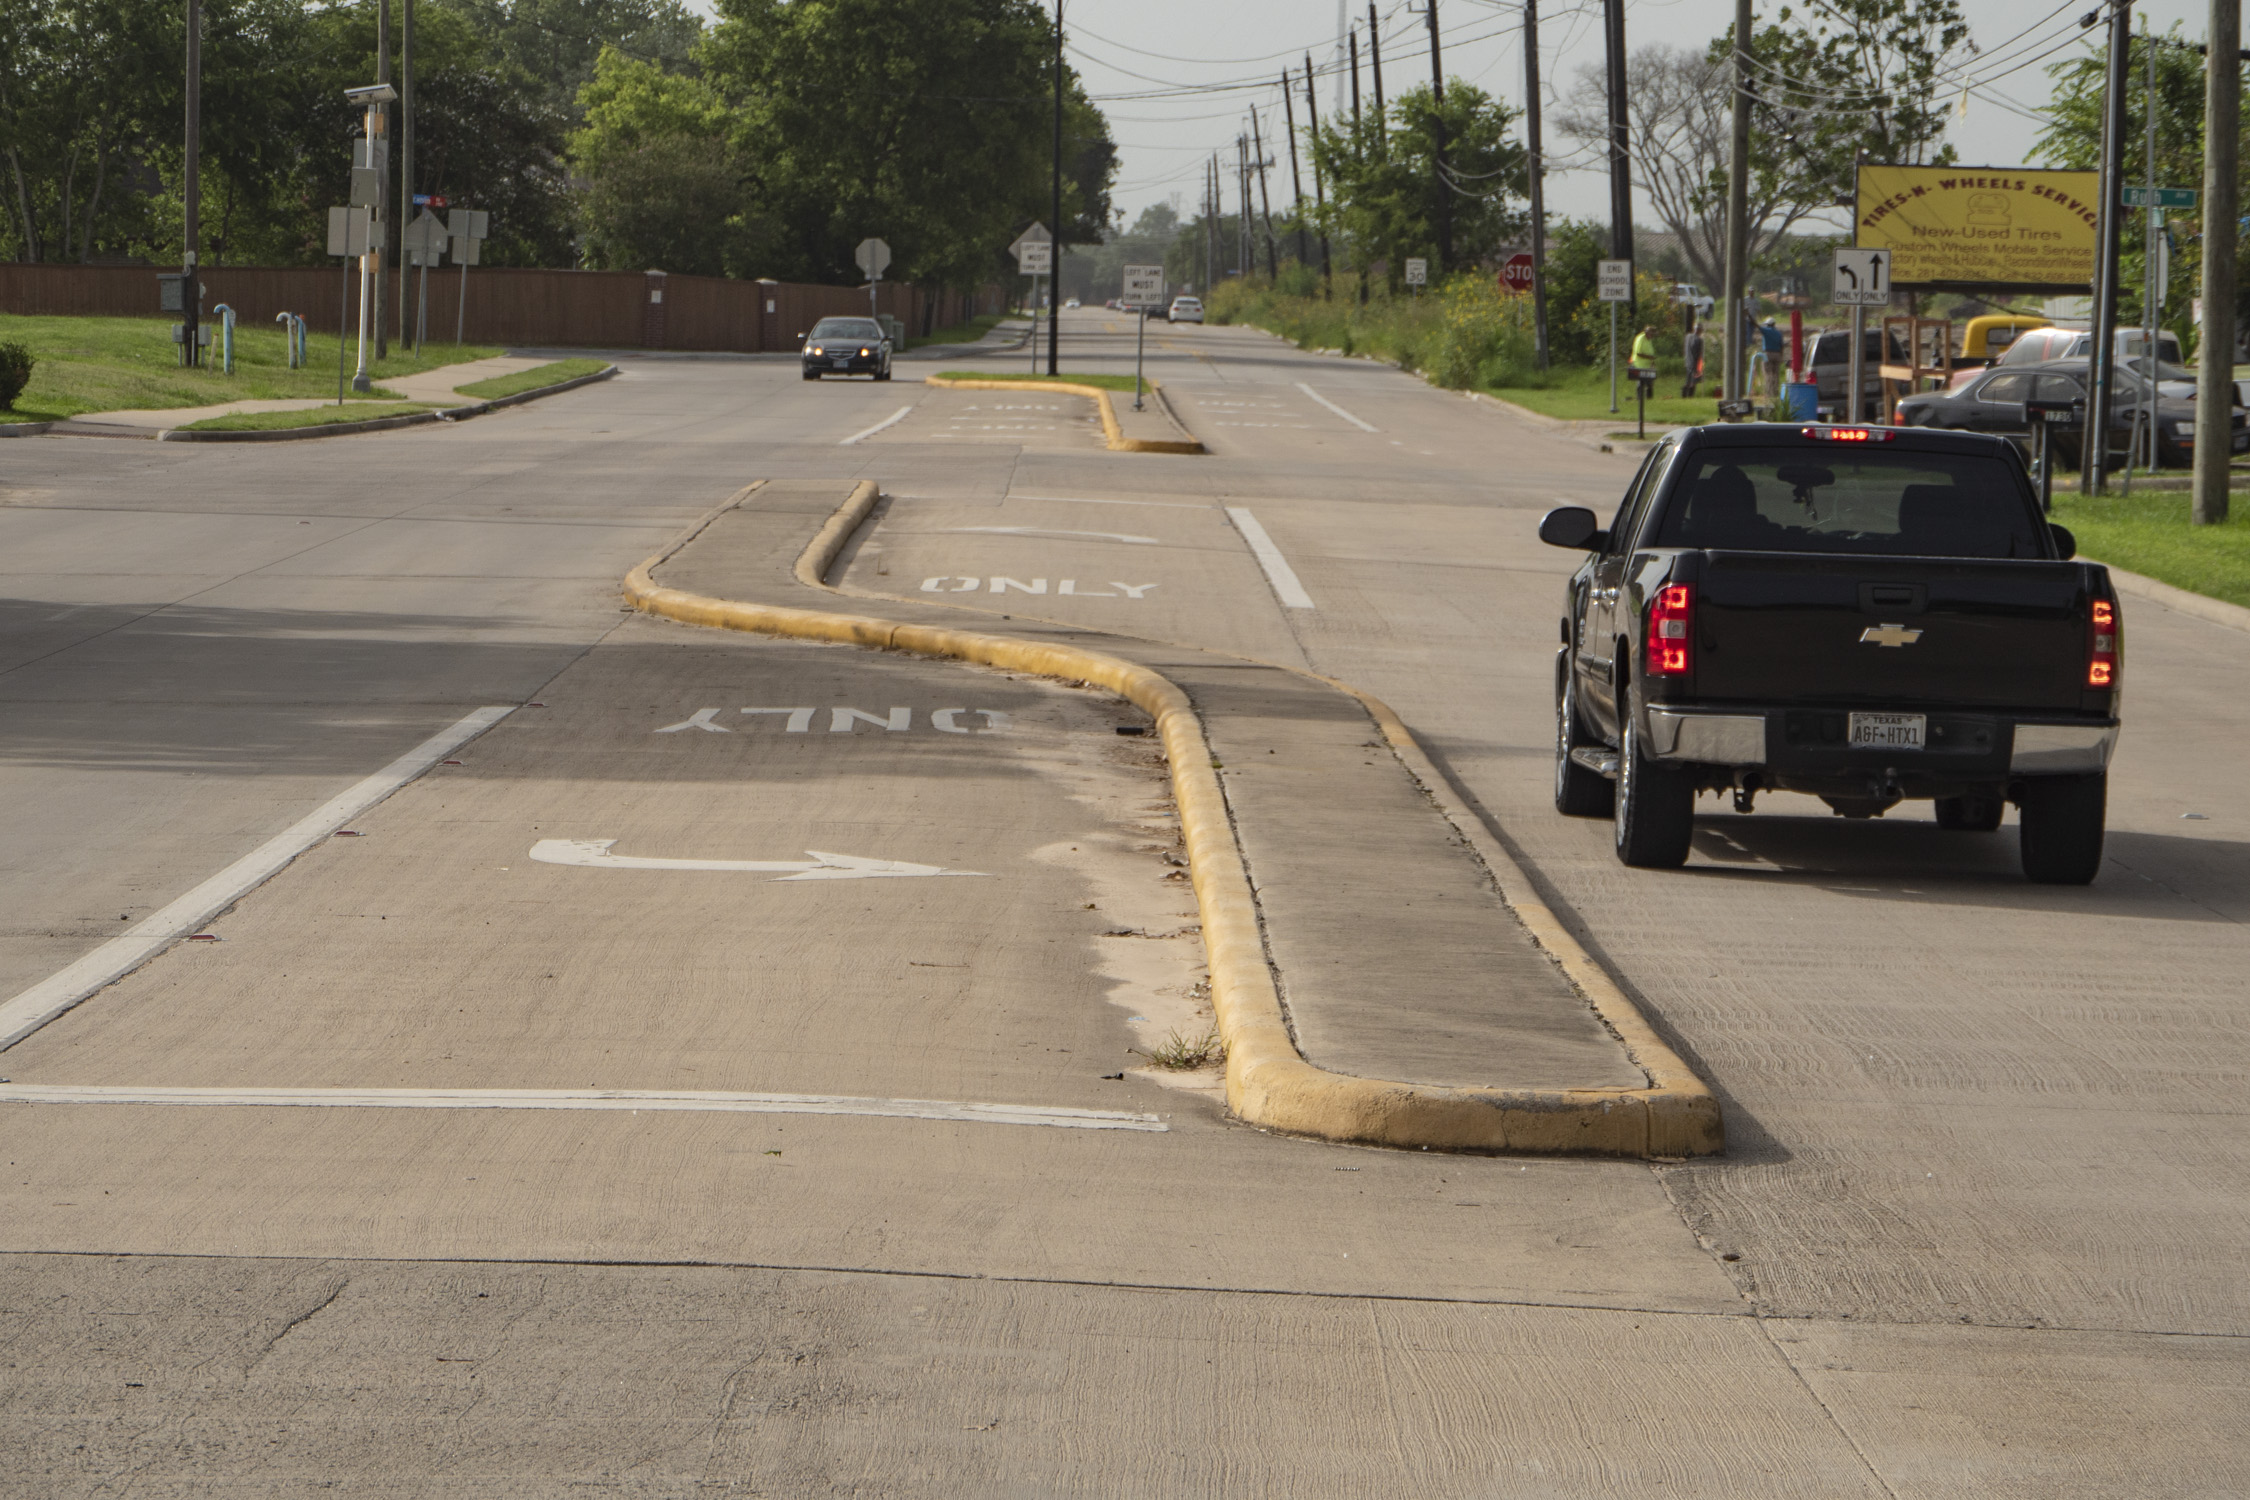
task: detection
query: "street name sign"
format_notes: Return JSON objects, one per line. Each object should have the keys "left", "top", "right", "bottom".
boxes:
{"left": 2123, "top": 186, "right": 2197, "bottom": 209}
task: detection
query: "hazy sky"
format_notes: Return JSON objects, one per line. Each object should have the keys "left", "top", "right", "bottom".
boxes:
{"left": 1054, "top": 0, "right": 2218, "bottom": 233}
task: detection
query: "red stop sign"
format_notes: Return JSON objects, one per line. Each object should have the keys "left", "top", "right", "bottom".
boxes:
{"left": 1499, "top": 253, "right": 1535, "bottom": 294}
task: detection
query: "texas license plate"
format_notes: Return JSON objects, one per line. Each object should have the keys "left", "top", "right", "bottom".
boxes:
{"left": 1848, "top": 712, "right": 1926, "bottom": 749}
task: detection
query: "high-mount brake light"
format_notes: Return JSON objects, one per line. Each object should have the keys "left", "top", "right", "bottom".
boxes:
{"left": 1800, "top": 426, "right": 1895, "bottom": 443}
{"left": 2088, "top": 596, "right": 2120, "bottom": 687}
{"left": 1647, "top": 582, "right": 1694, "bottom": 677}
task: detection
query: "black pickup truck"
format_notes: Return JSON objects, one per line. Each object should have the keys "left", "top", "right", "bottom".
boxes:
{"left": 1540, "top": 423, "right": 2121, "bottom": 884}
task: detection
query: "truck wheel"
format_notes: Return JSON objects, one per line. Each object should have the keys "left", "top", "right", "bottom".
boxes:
{"left": 1613, "top": 712, "right": 1695, "bottom": 868}
{"left": 2018, "top": 773, "right": 2106, "bottom": 884}
{"left": 1935, "top": 794, "right": 2004, "bottom": 831}
{"left": 1554, "top": 660, "right": 1615, "bottom": 818}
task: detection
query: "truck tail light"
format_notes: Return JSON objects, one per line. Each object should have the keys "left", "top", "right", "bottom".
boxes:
{"left": 1647, "top": 583, "right": 1694, "bottom": 677}
{"left": 2088, "top": 596, "right": 2119, "bottom": 687}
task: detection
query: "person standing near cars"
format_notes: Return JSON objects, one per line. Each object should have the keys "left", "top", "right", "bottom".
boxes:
{"left": 1761, "top": 317, "right": 1786, "bottom": 399}
{"left": 1682, "top": 322, "right": 1705, "bottom": 398}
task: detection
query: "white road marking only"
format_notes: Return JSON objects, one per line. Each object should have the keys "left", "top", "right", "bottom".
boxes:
{"left": 942, "top": 526, "right": 1160, "bottom": 544}
{"left": 1294, "top": 382, "right": 1379, "bottom": 432}
{"left": 1226, "top": 508, "right": 1315, "bottom": 609}
{"left": 530, "top": 839, "right": 985, "bottom": 880}
{"left": 0, "top": 707, "right": 515, "bottom": 1052}
{"left": 0, "top": 1084, "right": 1166, "bottom": 1131}
{"left": 838, "top": 406, "right": 915, "bottom": 445}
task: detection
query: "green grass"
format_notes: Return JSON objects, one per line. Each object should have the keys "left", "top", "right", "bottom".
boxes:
{"left": 936, "top": 370, "right": 1147, "bottom": 394}
{"left": 176, "top": 403, "right": 443, "bottom": 433}
{"left": 2050, "top": 489, "right": 2250, "bottom": 608}
{"left": 1482, "top": 363, "right": 1756, "bottom": 427}
{"left": 907, "top": 312, "right": 1011, "bottom": 349}
{"left": 454, "top": 358, "right": 609, "bottom": 400}
{"left": 0, "top": 314, "right": 501, "bottom": 421}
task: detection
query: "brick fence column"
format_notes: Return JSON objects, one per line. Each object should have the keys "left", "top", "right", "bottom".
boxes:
{"left": 642, "top": 269, "right": 668, "bottom": 348}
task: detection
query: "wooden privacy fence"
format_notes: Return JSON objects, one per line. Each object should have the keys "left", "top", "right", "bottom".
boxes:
{"left": 0, "top": 263, "right": 995, "bottom": 352}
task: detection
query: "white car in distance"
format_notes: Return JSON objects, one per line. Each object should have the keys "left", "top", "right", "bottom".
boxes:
{"left": 1168, "top": 296, "right": 1204, "bottom": 324}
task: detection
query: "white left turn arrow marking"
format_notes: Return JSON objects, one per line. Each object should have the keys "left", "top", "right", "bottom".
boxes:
{"left": 529, "top": 839, "right": 985, "bottom": 881}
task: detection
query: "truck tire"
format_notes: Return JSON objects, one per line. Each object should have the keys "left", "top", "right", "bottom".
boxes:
{"left": 1613, "top": 711, "right": 1695, "bottom": 868}
{"left": 1935, "top": 794, "right": 2004, "bottom": 831}
{"left": 1554, "top": 658, "right": 1615, "bottom": 818}
{"left": 2018, "top": 773, "right": 2106, "bottom": 884}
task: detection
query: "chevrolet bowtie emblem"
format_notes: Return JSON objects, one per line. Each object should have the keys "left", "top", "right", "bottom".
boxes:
{"left": 1860, "top": 623, "right": 1924, "bottom": 647}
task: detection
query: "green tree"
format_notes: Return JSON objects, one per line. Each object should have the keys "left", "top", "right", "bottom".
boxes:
{"left": 452, "top": 0, "right": 702, "bottom": 125}
{"left": 2037, "top": 28, "right": 2233, "bottom": 340}
{"left": 570, "top": 46, "right": 753, "bottom": 274}
{"left": 0, "top": 0, "right": 174, "bottom": 261}
{"left": 1311, "top": 82, "right": 1526, "bottom": 291}
{"left": 698, "top": 0, "right": 1115, "bottom": 290}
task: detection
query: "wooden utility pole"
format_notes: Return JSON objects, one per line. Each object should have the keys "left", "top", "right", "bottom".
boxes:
{"left": 1304, "top": 56, "right": 1332, "bottom": 288}
{"left": 1525, "top": 0, "right": 1549, "bottom": 369}
{"left": 1283, "top": 71, "right": 1310, "bottom": 267}
{"left": 1424, "top": 0, "right": 1450, "bottom": 272}
{"left": 374, "top": 0, "right": 389, "bottom": 359}
{"left": 1369, "top": 2, "right": 1385, "bottom": 137}
{"left": 1722, "top": 0, "right": 1751, "bottom": 403}
{"left": 1251, "top": 104, "right": 1279, "bottom": 279}
{"left": 183, "top": 0, "right": 201, "bottom": 366}
{"left": 2086, "top": 0, "right": 2133, "bottom": 493}
{"left": 397, "top": 0, "right": 413, "bottom": 348}
{"left": 1349, "top": 27, "right": 1361, "bottom": 129}
{"left": 2195, "top": 0, "right": 2240, "bottom": 523}
{"left": 1604, "top": 0, "right": 1632, "bottom": 319}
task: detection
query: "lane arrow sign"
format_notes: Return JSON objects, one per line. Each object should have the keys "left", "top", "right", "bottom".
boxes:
{"left": 530, "top": 839, "right": 985, "bottom": 881}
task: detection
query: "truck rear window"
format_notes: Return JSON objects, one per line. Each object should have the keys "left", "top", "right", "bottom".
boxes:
{"left": 1651, "top": 449, "right": 2045, "bottom": 558}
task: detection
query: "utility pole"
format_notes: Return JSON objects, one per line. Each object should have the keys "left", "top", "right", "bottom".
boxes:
{"left": 374, "top": 0, "right": 389, "bottom": 360}
{"left": 1205, "top": 156, "right": 1217, "bottom": 294}
{"left": 1722, "top": 0, "right": 1751, "bottom": 404}
{"left": 1304, "top": 56, "right": 1333, "bottom": 289}
{"left": 2087, "top": 0, "right": 2132, "bottom": 494}
{"left": 1252, "top": 105, "right": 1279, "bottom": 279}
{"left": 397, "top": 0, "right": 413, "bottom": 350}
{"left": 1525, "top": 0, "right": 1549, "bottom": 369}
{"left": 1423, "top": 0, "right": 1450, "bottom": 272}
{"left": 2195, "top": 0, "right": 2239, "bottom": 524}
{"left": 182, "top": 0, "right": 201, "bottom": 367}
{"left": 1048, "top": 0, "right": 1062, "bottom": 375}
{"left": 1604, "top": 0, "right": 1633, "bottom": 321}
{"left": 1369, "top": 3, "right": 1386, "bottom": 138}
{"left": 1349, "top": 27, "right": 1362, "bottom": 129}
{"left": 1238, "top": 134, "right": 1251, "bottom": 277}
{"left": 1283, "top": 71, "right": 1310, "bottom": 266}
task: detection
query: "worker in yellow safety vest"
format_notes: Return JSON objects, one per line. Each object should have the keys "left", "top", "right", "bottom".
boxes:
{"left": 1629, "top": 325, "right": 1659, "bottom": 381}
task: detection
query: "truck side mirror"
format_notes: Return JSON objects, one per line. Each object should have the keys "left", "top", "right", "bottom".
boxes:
{"left": 1538, "top": 506, "right": 1603, "bottom": 550}
{"left": 2049, "top": 523, "right": 2077, "bottom": 560}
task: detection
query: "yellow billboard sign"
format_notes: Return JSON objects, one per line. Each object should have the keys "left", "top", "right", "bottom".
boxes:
{"left": 1855, "top": 164, "right": 2102, "bottom": 291}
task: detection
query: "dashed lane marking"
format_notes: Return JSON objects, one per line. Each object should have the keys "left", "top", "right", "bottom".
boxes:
{"left": 1226, "top": 507, "right": 1315, "bottom": 610}
{"left": 1294, "top": 382, "right": 1379, "bottom": 432}
{"left": 838, "top": 405, "right": 916, "bottom": 445}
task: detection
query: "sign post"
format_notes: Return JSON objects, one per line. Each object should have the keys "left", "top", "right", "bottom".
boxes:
{"left": 1597, "top": 258, "right": 1633, "bottom": 414}
{"left": 1121, "top": 263, "right": 1164, "bottom": 410}
{"left": 325, "top": 204, "right": 372, "bottom": 404}
{"left": 401, "top": 210, "right": 447, "bottom": 352}
{"left": 855, "top": 237, "right": 892, "bottom": 320}
{"left": 448, "top": 209, "right": 488, "bottom": 344}
{"left": 1010, "top": 223, "right": 1053, "bottom": 375}
{"left": 1832, "top": 247, "right": 1891, "bottom": 423}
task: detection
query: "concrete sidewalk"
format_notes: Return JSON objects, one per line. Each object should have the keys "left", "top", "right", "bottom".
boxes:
{"left": 56, "top": 355, "right": 550, "bottom": 432}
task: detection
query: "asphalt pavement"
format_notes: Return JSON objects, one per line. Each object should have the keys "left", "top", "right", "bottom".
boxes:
{"left": 0, "top": 312, "right": 2243, "bottom": 1494}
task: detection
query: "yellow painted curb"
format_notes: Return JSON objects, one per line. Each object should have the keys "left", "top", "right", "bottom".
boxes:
{"left": 624, "top": 483, "right": 1721, "bottom": 1157}
{"left": 923, "top": 375, "right": 1206, "bottom": 455}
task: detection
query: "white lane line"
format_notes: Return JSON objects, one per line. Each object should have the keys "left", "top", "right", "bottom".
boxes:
{"left": 942, "top": 526, "right": 1161, "bottom": 544}
{"left": 1008, "top": 494, "right": 1213, "bottom": 510}
{"left": 1226, "top": 507, "right": 1315, "bottom": 610}
{"left": 838, "top": 405, "right": 915, "bottom": 445}
{"left": 1294, "top": 382, "right": 1378, "bottom": 432}
{"left": 0, "top": 706, "right": 514, "bottom": 1052}
{"left": 0, "top": 1084, "right": 1167, "bottom": 1132}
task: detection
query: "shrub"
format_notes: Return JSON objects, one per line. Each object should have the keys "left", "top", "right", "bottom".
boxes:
{"left": 0, "top": 342, "right": 32, "bottom": 411}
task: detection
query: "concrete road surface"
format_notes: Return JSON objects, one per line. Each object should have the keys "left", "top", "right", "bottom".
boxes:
{"left": 0, "top": 314, "right": 2243, "bottom": 1495}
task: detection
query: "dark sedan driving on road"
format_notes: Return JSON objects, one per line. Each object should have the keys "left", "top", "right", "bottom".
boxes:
{"left": 1893, "top": 358, "right": 2244, "bottom": 469}
{"left": 801, "top": 317, "right": 893, "bottom": 381}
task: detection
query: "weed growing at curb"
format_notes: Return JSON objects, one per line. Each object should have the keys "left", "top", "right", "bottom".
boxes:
{"left": 1140, "top": 1028, "right": 1226, "bottom": 1071}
